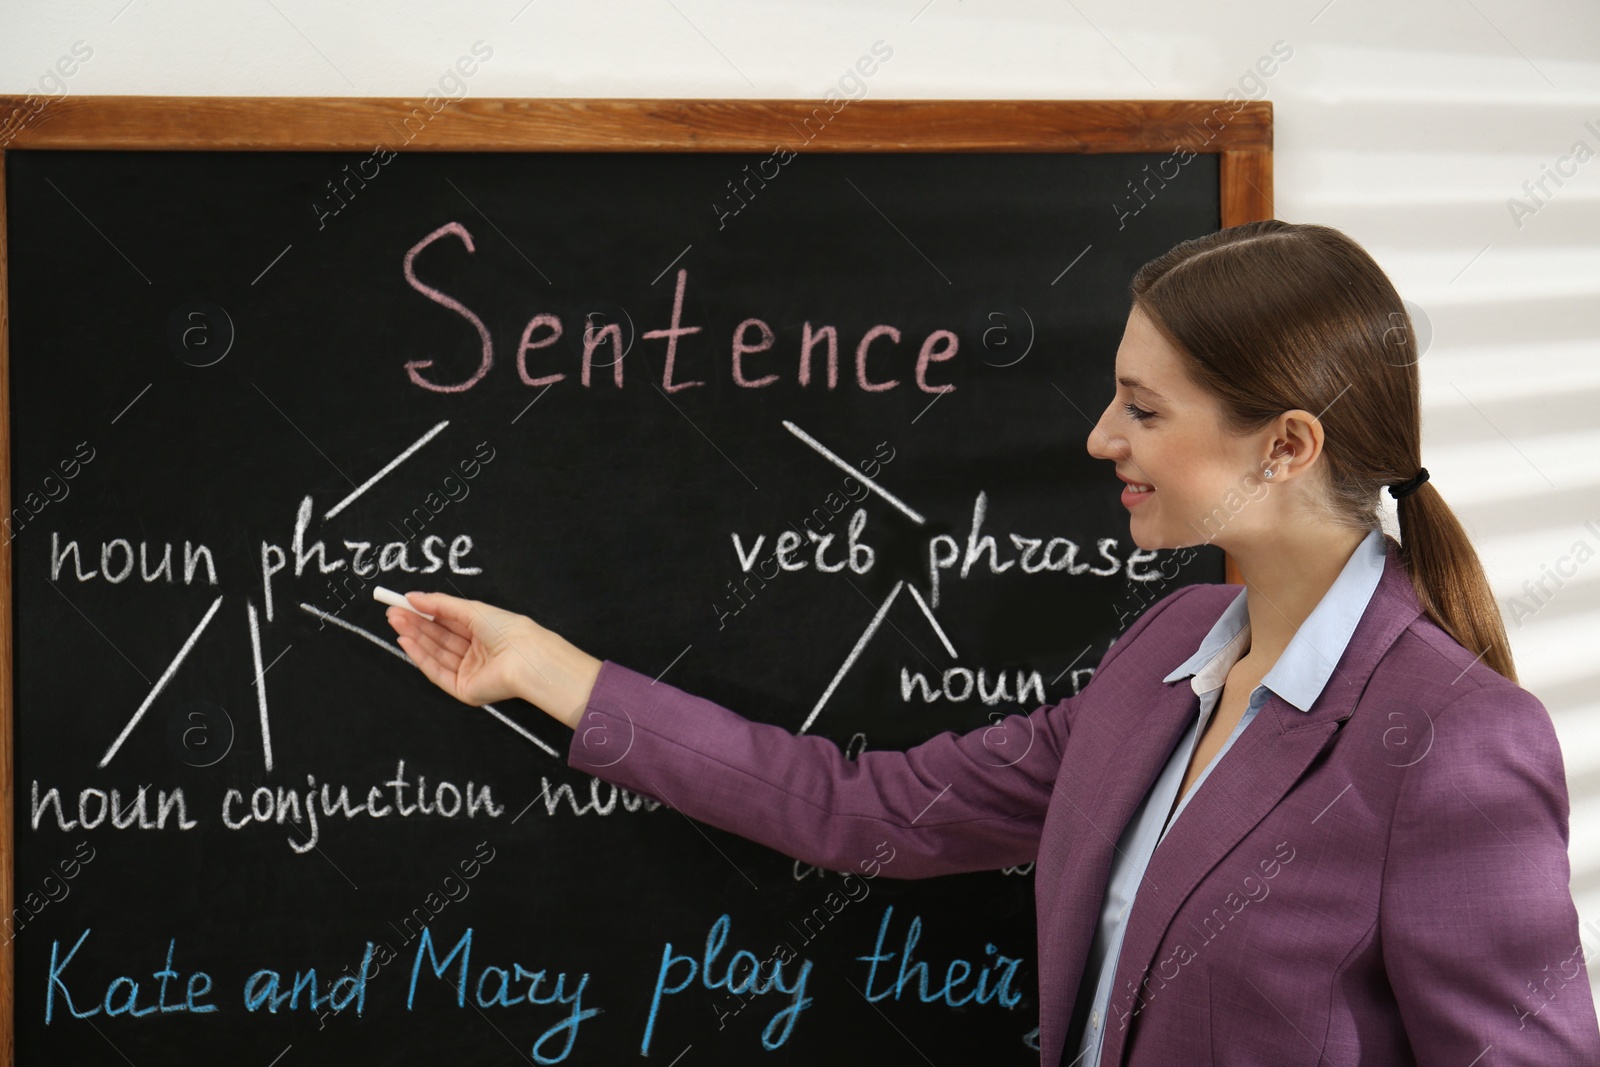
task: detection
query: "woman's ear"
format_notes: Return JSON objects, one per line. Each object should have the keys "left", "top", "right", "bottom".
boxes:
{"left": 1269, "top": 408, "right": 1325, "bottom": 479}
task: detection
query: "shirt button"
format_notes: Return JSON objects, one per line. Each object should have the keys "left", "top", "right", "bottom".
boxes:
{"left": 1091, "top": 1010, "right": 1100, "bottom": 1028}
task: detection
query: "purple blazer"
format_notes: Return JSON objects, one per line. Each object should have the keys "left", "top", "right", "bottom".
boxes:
{"left": 569, "top": 536, "right": 1600, "bottom": 1065}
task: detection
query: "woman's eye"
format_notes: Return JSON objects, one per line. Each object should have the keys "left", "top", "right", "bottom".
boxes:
{"left": 1123, "top": 402, "right": 1155, "bottom": 422}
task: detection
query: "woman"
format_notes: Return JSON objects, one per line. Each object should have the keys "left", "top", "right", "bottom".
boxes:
{"left": 385, "top": 220, "right": 1600, "bottom": 1065}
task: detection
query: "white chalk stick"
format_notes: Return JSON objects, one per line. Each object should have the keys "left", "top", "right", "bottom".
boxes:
{"left": 374, "top": 586, "right": 435, "bottom": 621}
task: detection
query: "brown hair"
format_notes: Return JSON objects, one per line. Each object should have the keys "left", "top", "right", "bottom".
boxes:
{"left": 1130, "top": 219, "right": 1516, "bottom": 683}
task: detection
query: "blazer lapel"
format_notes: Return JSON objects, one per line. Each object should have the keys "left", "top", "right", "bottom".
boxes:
{"left": 1092, "top": 539, "right": 1424, "bottom": 1066}
{"left": 1036, "top": 676, "right": 1202, "bottom": 1066}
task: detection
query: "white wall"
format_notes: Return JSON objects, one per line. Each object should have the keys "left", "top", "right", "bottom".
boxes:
{"left": 6, "top": 0, "right": 1600, "bottom": 1012}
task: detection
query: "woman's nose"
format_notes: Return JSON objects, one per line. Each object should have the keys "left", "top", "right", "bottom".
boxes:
{"left": 1086, "top": 405, "right": 1121, "bottom": 460}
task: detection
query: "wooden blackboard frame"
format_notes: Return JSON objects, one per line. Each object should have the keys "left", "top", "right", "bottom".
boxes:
{"left": 0, "top": 96, "right": 1269, "bottom": 1062}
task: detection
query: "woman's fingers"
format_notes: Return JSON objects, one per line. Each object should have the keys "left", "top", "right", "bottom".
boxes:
{"left": 403, "top": 616, "right": 466, "bottom": 678}
{"left": 403, "top": 590, "right": 478, "bottom": 630}
{"left": 387, "top": 609, "right": 465, "bottom": 671}
{"left": 397, "top": 593, "right": 475, "bottom": 646}
{"left": 430, "top": 620, "right": 471, "bottom": 658}
{"left": 384, "top": 595, "right": 472, "bottom": 657}
{"left": 408, "top": 591, "right": 529, "bottom": 650}
{"left": 392, "top": 606, "right": 471, "bottom": 658}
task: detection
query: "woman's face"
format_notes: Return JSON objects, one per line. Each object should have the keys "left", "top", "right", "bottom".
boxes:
{"left": 1087, "top": 304, "right": 1270, "bottom": 552}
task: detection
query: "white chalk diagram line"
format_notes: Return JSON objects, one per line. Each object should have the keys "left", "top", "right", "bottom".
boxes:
{"left": 781, "top": 420, "right": 926, "bottom": 525}
{"left": 101, "top": 595, "right": 225, "bottom": 767}
{"left": 299, "top": 602, "right": 411, "bottom": 662}
{"left": 298, "top": 602, "right": 560, "bottom": 759}
{"left": 324, "top": 419, "right": 449, "bottom": 520}
{"left": 799, "top": 581, "right": 905, "bottom": 734}
{"left": 475, "top": 704, "right": 559, "bottom": 758}
{"left": 905, "top": 583, "right": 958, "bottom": 659}
{"left": 247, "top": 600, "right": 276, "bottom": 773}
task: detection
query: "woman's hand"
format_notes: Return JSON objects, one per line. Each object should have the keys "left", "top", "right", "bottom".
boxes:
{"left": 383, "top": 591, "right": 602, "bottom": 730}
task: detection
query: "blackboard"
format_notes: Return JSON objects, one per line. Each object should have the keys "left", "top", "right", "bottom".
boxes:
{"left": 0, "top": 99, "right": 1269, "bottom": 1065}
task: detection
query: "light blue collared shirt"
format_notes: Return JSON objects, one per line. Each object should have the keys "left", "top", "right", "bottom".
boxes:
{"left": 1064, "top": 527, "right": 1388, "bottom": 1066}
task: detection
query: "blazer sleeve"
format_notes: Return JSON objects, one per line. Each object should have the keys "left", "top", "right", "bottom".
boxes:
{"left": 1380, "top": 684, "right": 1600, "bottom": 1062}
{"left": 566, "top": 584, "right": 1199, "bottom": 879}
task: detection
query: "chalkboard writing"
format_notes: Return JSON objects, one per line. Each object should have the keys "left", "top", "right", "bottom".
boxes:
{"left": 3, "top": 101, "right": 1251, "bottom": 1064}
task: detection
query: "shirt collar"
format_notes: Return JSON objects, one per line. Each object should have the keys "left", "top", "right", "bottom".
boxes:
{"left": 1161, "top": 528, "right": 1389, "bottom": 713}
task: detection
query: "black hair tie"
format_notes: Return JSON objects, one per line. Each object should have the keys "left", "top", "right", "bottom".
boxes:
{"left": 1388, "top": 467, "right": 1429, "bottom": 499}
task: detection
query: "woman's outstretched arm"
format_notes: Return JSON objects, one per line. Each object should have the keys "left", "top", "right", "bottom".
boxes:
{"left": 384, "top": 586, "right": 1198, "bottom": 878}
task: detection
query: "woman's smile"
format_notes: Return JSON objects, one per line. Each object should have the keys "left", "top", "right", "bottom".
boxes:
{"left": 1117, "top": 471, "right": 1155, "bottom": 507}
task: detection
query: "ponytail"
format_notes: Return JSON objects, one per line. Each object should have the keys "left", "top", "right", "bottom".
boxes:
{"left": 1395, "top": 483, "right": 1516, "bottom": 683}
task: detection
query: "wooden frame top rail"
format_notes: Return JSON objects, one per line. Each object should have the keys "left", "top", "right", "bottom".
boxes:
{"left": 0, "top": 97, "right": 1270, "bottom": 153}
